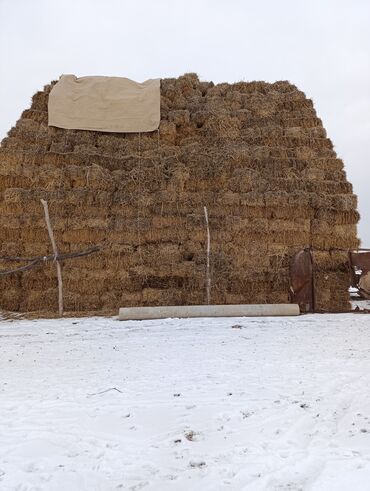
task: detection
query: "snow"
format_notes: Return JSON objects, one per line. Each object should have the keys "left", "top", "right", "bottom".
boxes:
{"left": 1, "top": 314, "right": 370, "bottom": 490}
{"left": 351, "top": 292, "right": 370, "bottom": 311}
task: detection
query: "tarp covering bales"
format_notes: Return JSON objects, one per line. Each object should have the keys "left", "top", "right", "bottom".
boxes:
{"left": 48, "top": 75, "right": 160, "bottom": 133}
{"left": 0, "top": 74, "right": 359, "bottom": 314}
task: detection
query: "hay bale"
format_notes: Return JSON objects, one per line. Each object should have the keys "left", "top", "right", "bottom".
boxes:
{"left": 0, "top": 74, "right": 359, "bottom": 314}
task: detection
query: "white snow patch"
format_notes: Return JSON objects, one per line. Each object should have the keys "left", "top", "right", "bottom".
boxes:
{"left": 1, "top": 314, "right": 370, "bottom": 490}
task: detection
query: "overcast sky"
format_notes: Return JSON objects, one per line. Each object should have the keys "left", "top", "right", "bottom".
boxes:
{"left": 0, "top": 0, "right": 369, "bottom": 245}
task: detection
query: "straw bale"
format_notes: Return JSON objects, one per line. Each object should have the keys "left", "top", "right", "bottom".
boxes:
{"left": 312, "top": 250, "right": 349, "bottom": 271}
{"left": 0, "top": 274, "right": 21, "bottom": 290}
{"left": 0, "top": 288, "right": 21, "bottom": 311}
{"left": 314, "top": 210, "right": 359, "bottom": 225}
{"left": 314, "top": 271, "right": 351, "bottom": 312}
{"left": 311, "top": 234, "right": 359, "bottom": 250}
{"left": 1, "top": 228, "right": 21, "bottom": 241}
{"left": 0, "top": 74, "right": 359, "bottom": 313}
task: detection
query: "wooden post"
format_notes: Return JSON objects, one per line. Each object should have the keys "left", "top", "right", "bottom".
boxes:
{"left": 41, "top": 199, "right": 63, "bottom": 316}
{"left": 204, "top": 206, "right": 211, "bottom": 304}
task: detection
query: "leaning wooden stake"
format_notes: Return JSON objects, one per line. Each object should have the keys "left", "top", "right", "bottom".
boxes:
{"left": 41, "top": 199, "right": 63, "bottom": 316}
{"left": 204, "top": 206, "right": 211, "bottom": 304}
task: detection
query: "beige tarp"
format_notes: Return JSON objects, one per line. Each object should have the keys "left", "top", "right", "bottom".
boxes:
{"left": 48, "top": 75, "right": 160, "bottom": 133}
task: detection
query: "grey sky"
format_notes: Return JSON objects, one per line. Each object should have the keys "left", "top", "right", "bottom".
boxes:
{"left": 1, "top": 0, "right": 369, "bottom": 245}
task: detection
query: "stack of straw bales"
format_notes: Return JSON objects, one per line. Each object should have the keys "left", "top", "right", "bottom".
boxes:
{"left": 0, "top": 74, "right": 359, "bottom": 314}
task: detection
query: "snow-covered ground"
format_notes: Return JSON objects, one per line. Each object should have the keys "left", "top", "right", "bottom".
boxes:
{"left": 351, "top": 293, "right": 370, "bottom": 311}
{"left": 1, "top": 314, "right": 370, "bottom": 490}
